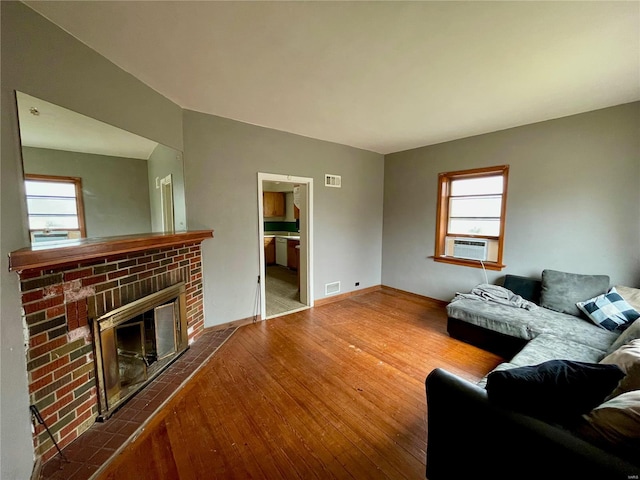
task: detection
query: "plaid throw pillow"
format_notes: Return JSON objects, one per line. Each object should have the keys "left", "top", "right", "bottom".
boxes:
{"left": 577, "top": 287, "right": 640, "bottom": 331}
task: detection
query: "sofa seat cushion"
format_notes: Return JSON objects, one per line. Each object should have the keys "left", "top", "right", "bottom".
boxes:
{"left": 510, "top": 333, "right": 608, "bottom": 367}
{"left": 523, "top": 311, "right": 618, "bottom": 351}
{"left": 447, "top": 297, "right": 536, "bottom": 339}
{"left": 447, "top": 297, "right": 619, "bottom": 350}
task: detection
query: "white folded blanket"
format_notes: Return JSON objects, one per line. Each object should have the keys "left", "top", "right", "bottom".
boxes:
{"left": 453, "top": 283, "right": 538, "bottom": 311}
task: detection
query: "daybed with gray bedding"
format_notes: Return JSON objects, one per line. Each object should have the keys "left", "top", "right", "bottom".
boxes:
{"left": 425, "top": 270, "right": 640, "bottom": 479}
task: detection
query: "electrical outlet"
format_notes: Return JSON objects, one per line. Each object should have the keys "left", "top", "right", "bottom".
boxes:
{"left": 355, "top": 282, "right": 360, "bottom": 287}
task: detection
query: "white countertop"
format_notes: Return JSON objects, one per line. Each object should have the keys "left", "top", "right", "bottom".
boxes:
{"left": 265, "top": 232, "right": 300, "bottom": 240}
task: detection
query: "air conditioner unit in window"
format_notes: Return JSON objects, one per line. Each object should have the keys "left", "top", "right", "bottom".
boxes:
{"left": 452, "top": 238, "right": 488, "bottom": 261}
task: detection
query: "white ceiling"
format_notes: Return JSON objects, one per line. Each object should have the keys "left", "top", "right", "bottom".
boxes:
{"left": 17, "top": 92, "right": 159, "bottom": 159}
{"left": 25, "top": 1, "right": 640, "bottom": 155}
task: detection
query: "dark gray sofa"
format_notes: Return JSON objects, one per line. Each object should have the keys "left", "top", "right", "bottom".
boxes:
{"left": 426, "top": 368, "right": 639, "bottom": 480}
{"left": 425, "top": 273, "right": 640, "bottom": 479}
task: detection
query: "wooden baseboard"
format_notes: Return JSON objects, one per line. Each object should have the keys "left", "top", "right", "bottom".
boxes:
{"left": 201, "top": 287, "right": 383, "bottom": 332}
{"left": 314, "top": 285, "right": 382, "bottom": 307}
{"left": 380, "top": 285, "right": 449, "bottom": 307}
{"left": 204, "top": 285, "right": 447, "bottom": 331}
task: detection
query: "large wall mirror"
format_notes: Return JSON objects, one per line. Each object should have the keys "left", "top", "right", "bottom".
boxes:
{"left": 16, "top": 92, "right": 187, "bottom": 245}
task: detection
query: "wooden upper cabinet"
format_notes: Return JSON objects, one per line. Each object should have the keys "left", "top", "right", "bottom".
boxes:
{"left": 263, "top": 192, "right": 285, "bottom": 218}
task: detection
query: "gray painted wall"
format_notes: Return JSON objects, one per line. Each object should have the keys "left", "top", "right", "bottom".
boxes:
{"left": 22, "top": 147, "right": 152, "bottom": 237}
{"left": 147, "top": 143, "right": 187, "bottom": 232}
{"left": 3, "top": 3, "right": 639, "bottom": 479}
{"left": 1, "top": 3, "right": 183, "bottom": 478}
{"left": 184, "top": 110, "right": 384, "bottom": 326}
{"left": 382, "top": 102, "right": 640, "bottom": 301}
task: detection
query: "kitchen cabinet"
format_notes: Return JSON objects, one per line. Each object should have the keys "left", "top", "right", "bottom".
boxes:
{"left": 263, "top": 192, "right": 285, "bottom": 218}
{"left": 264, "top": 237, "right": 276, "bottom": 265}
{"left": 287, "top": 239, "right": 299, "bottom": 270}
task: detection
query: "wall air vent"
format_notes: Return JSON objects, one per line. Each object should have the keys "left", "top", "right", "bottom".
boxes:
{"left": 325, "top": 174, "right": 341, "bottom": 188}
{"left": 452, "top": 238, "right": 488, "bottom": 261}
{"left": 325, "top": 281, "right": 341, "bottom": 296}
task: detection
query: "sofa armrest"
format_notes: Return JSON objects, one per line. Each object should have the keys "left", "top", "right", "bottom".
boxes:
{"left": 425, "top": 368, "right": 638, "bottom": 480}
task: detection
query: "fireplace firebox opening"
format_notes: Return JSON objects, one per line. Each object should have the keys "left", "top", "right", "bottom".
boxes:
{"left": 92, "top": 282, "right": 188, "bottom": 420}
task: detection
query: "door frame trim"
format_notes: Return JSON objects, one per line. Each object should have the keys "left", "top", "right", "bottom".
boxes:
{"left": 257, "top": 172, "right": 314, "bottom": 320}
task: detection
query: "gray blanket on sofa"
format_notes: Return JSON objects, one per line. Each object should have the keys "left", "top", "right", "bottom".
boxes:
{"left": 453, "top": 284, "right": 538, "bottom": 311}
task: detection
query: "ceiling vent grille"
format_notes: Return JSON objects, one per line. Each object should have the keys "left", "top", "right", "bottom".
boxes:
{"left": 325, "top": 174, "right": 341, "bottom": 188}
{"left": 325, "top": 281, "right": 341, "bottom": 296}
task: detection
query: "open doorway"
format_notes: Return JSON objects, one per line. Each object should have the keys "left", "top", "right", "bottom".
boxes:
{"left": 258, "top": 173, "right": 313, "bottom": 319}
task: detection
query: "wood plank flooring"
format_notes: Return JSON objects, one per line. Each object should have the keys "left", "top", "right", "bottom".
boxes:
{"left": 95, "top": 287, "right": 503, "bottom": 480}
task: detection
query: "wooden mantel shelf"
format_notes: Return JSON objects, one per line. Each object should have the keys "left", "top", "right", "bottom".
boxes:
{"left": 8, "top": 230, "right": 214, "bottom": 272}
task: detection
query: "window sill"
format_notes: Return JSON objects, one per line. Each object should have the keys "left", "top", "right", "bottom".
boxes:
{"left": 431, "top": 255, "right": 506, "bottom": 271}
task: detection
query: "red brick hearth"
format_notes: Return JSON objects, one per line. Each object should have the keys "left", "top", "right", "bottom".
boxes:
{"left": 12, "top": 233, "right": 211, "bottom": 464}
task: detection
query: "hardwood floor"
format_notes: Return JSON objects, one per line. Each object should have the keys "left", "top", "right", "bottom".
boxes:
{"left": 95, "top": 287, "right": 503, "bottom": 480}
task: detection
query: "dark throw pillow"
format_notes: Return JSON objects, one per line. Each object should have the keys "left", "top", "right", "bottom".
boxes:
{"left": 502, "top": 274, "right": 542, "bottom": 304}
{"left": 486, "top": 360, "right": 624, "bottom": 425}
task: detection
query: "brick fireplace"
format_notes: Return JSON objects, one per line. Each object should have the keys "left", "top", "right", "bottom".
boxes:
{"left": 9, "top": 231, "right": 212, "bottom": 464}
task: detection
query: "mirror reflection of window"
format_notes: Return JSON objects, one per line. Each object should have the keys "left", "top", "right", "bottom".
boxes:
{"left": 15, "top": 91, "right": 188, "bottom": 244}
{"left": 24, "top": 174, "right": 86, "bottom": 243}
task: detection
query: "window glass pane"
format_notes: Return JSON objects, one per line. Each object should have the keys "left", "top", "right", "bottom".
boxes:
{"left": 28, "top": 215, "right": 79, "bottom": 230}
{"left": 25, "top": 180, "right": 76, "bottom": 198}
{"left": 448, "top": 218, "right": 500, "bottom": 236}
{"left": 27, "top": 198, "right": 78, "bottom": 215}
{"left": 451, "top": 176, "right": 502, "bottom": 196}
{"left": 449, "top": 196, "right": 502, "bottom": 218}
